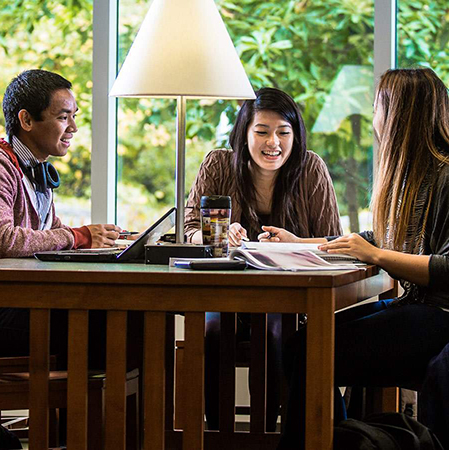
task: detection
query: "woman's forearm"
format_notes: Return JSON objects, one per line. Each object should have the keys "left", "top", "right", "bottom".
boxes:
{"left": 319, "top": 233, "right": 430, "bottom": 286}
{"left": 374, "top": 249, "right": 430, "bottom": 286}
{"left": 298, "top": 237, "right": 328, "bottom": 244}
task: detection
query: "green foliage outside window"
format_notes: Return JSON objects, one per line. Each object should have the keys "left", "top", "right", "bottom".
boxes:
{"left": 0, "top": 0, "right": 93, "bottom": 202}
{"left": 398, "top": 0, "right": 449, "bottom": 77}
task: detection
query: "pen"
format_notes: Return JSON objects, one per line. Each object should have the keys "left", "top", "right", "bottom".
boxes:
{"left": 119, "top": 231, "right": 139, "bottom": 236}
{"left": 241, "top": 236, "right": 249, "bottom": 241}
{"left": 118, "top": 231, "right": 139, "bottom": 240}
{"left": 261, "top": 227, "right": 277, "bottom": 239}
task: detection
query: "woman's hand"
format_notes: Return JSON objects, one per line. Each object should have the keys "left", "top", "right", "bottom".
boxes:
{"left": 257, "top": 226, "right": 301, "bottom": 243}
{"left": 228, "top": 222, "right": 248, "bottom": 247}
{"left": 319, "top": 233, "right": 431, "bottom": 285}
{"left": 318, "top": 233, "right": 381, "bottom": 264}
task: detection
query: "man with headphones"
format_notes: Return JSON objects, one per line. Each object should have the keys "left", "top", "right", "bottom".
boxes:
{"left": 0, "top": 70, "right": 122, "bottom": 373}
{"left": 0, "top": 69, "right": 121, "bottom": 258}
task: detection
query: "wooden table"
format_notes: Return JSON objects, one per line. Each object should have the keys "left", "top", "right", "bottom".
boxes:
{"left": 0, "top": 259, "right": 394, "bottom": 450}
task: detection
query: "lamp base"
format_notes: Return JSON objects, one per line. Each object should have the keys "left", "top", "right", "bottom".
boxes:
{"left": 145, "top": 243, "right": 213, "bottom": 265}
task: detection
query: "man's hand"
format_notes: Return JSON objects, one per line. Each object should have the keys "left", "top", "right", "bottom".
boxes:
{"left": 86, "top": 224, "right": 121, "bottom": 248}
{"left": 228, "top": 222, "right": 248, "bottom": 247}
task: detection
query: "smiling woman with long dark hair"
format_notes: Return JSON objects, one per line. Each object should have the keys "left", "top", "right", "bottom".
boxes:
{"left": 184, "top": 87, "right": 342, "bottom": 432}
{"left": 185, "top": 87, "right": 341, "bottom": 244}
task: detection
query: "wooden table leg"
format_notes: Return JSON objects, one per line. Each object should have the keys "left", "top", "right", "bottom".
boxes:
{"left": 305, "top": 289, "right": 335, "bottom": 450}
{"left": 105, "top": 311, "right": 127, "bottom": 450}
{"left": 143, "top": 312, "right": 166, "bottom": 450}
{"left": 29, "top": 308, "right": 50, "bottom": 450}
{"left": 183, "top": 312, "right": 205, "bottom": 450}
{"left": 67, "top": 310, "right": 89, "bottom": 450}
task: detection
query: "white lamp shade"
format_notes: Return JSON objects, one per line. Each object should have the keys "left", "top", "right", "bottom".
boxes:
{"left": 110, "top": 0, "right": 255, "bottom": 100}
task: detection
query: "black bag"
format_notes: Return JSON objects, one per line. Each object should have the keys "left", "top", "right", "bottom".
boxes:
{"left": 0, "top": 425, "right": 22, "bottom": 450}
{"left": 334, "top": 413, "right": 444, "bottom": 450}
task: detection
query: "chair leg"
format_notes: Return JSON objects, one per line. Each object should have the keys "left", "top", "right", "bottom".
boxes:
{"left": 126, "top": 377, "right": 139, "bottom": 450}
{"left": 174, "top": 341, "right": 185, "bottom": 430}
{"left": 365, "top": 387, "right": 400, "bottom": 415}
{"left": 49, "top": 408, "right": 60, "bottom": 447}
{"left": 88, "top": 386, "right": 104, "bottom": 450}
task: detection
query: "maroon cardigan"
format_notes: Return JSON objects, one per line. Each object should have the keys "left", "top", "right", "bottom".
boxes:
{"left": 0, "top": 139, "right": 90, "bottom": 257}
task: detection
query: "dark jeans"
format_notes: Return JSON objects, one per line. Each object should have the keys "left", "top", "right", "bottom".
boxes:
{"left": 278, "top": 300, "right": 449, "bottom": 450}
{"left": 205, "top": 312, "right": 282, "bottom": 431}
{"left": 420, "top": 341, "right": 449, "bottom": 449}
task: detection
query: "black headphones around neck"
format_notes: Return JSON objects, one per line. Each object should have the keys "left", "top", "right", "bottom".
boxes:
{"left": 18, "top": 158, "right": 60, "bottom": 193}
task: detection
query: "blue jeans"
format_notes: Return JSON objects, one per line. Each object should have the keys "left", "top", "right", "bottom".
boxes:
{"left": 278, "top": 300, "right": 449, "bottom": 449}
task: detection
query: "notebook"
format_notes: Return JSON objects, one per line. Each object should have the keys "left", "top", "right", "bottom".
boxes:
{"left": 34, "top": 207, "right": 176, "bottom": 263}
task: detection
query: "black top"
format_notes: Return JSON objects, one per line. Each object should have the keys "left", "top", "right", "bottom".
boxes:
{"left": 240, "top": 212, "right": 271, "bottom": 241}
{"left": 359, "top": 164, "right": 449, "bottom": 308}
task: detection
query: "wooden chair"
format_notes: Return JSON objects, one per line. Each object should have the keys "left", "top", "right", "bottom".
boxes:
{"left": 0, "top": 356, "right": 58, "bottom": 442}
{"left": 0, "top": 356, "right": 139, "bottom": 449}
{"left": 346, "top": 284, "right": 401, "bottom": 420}
{"left": 173, "top": 313, "right": 298, "bottom": 448}
{"left": 173, "top": 310, "right": 400, "bottom": 447}
{"left": 175, "top": 338, "right": 257, "bottom": 430}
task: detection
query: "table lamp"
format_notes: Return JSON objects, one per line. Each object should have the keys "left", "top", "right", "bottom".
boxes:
{"left": 110, "top": 0, "right": 255, "bottom": 251}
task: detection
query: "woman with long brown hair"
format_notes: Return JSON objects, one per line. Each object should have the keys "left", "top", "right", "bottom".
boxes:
{"left": 268, "top": 68, "right": 449, "bottom": 448}
{"left": 185, "top": 87, "right": 342, "bottom": 432}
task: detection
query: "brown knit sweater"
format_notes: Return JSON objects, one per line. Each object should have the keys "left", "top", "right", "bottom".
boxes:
{"left": 185, "top": 149, "right": 343, "bottom": 242}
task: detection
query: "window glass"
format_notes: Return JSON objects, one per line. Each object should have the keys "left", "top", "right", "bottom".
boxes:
{"left": 117, "top": 0, "right": 234, "bottom": 230}
{"left": 0, "top": 0, "right": 93, "bottom": 226}
{"left": 117, "top": 0, "right": 375, "bottom": 233}
{"left": 397, "top": 0, "right": 449, "bottom": 85}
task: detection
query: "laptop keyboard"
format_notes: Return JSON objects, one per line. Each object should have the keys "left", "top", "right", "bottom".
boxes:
{"left": 57, "top": 248, "right": 122, "bottom": 254}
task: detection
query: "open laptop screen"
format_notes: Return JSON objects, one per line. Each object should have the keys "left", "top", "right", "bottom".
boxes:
{"left": 115, "top": 207, "right": 176, "bottom": 262}
{"left": 34, "top": 207, "right": 176, "bottom": 263}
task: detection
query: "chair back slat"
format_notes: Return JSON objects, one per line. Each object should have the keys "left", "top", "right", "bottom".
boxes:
{"left": 219, "top": 313, "right": 237, "bottom": 432}
{"left": 105, "top": 311, "right": 128, "bottom": 450}
{"left": 67, "top": 309, "right": 89, "bottom": 448}
{"left": 250, "top": 313, "right": 267, "bottom": 433}
{"left": 29, "top": 308, "right": 50, "bottom": 449}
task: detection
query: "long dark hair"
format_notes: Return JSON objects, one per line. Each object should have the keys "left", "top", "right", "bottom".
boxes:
{"left": 371, "top": 68, "right": 449, "bottom": 251}
{"left": 229, "top": 87, "right": 308, "bottom": 237}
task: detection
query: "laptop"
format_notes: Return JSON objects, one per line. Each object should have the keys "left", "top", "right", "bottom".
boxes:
{"left": 34, "top": 207, "right": 176, "bottom": 263}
